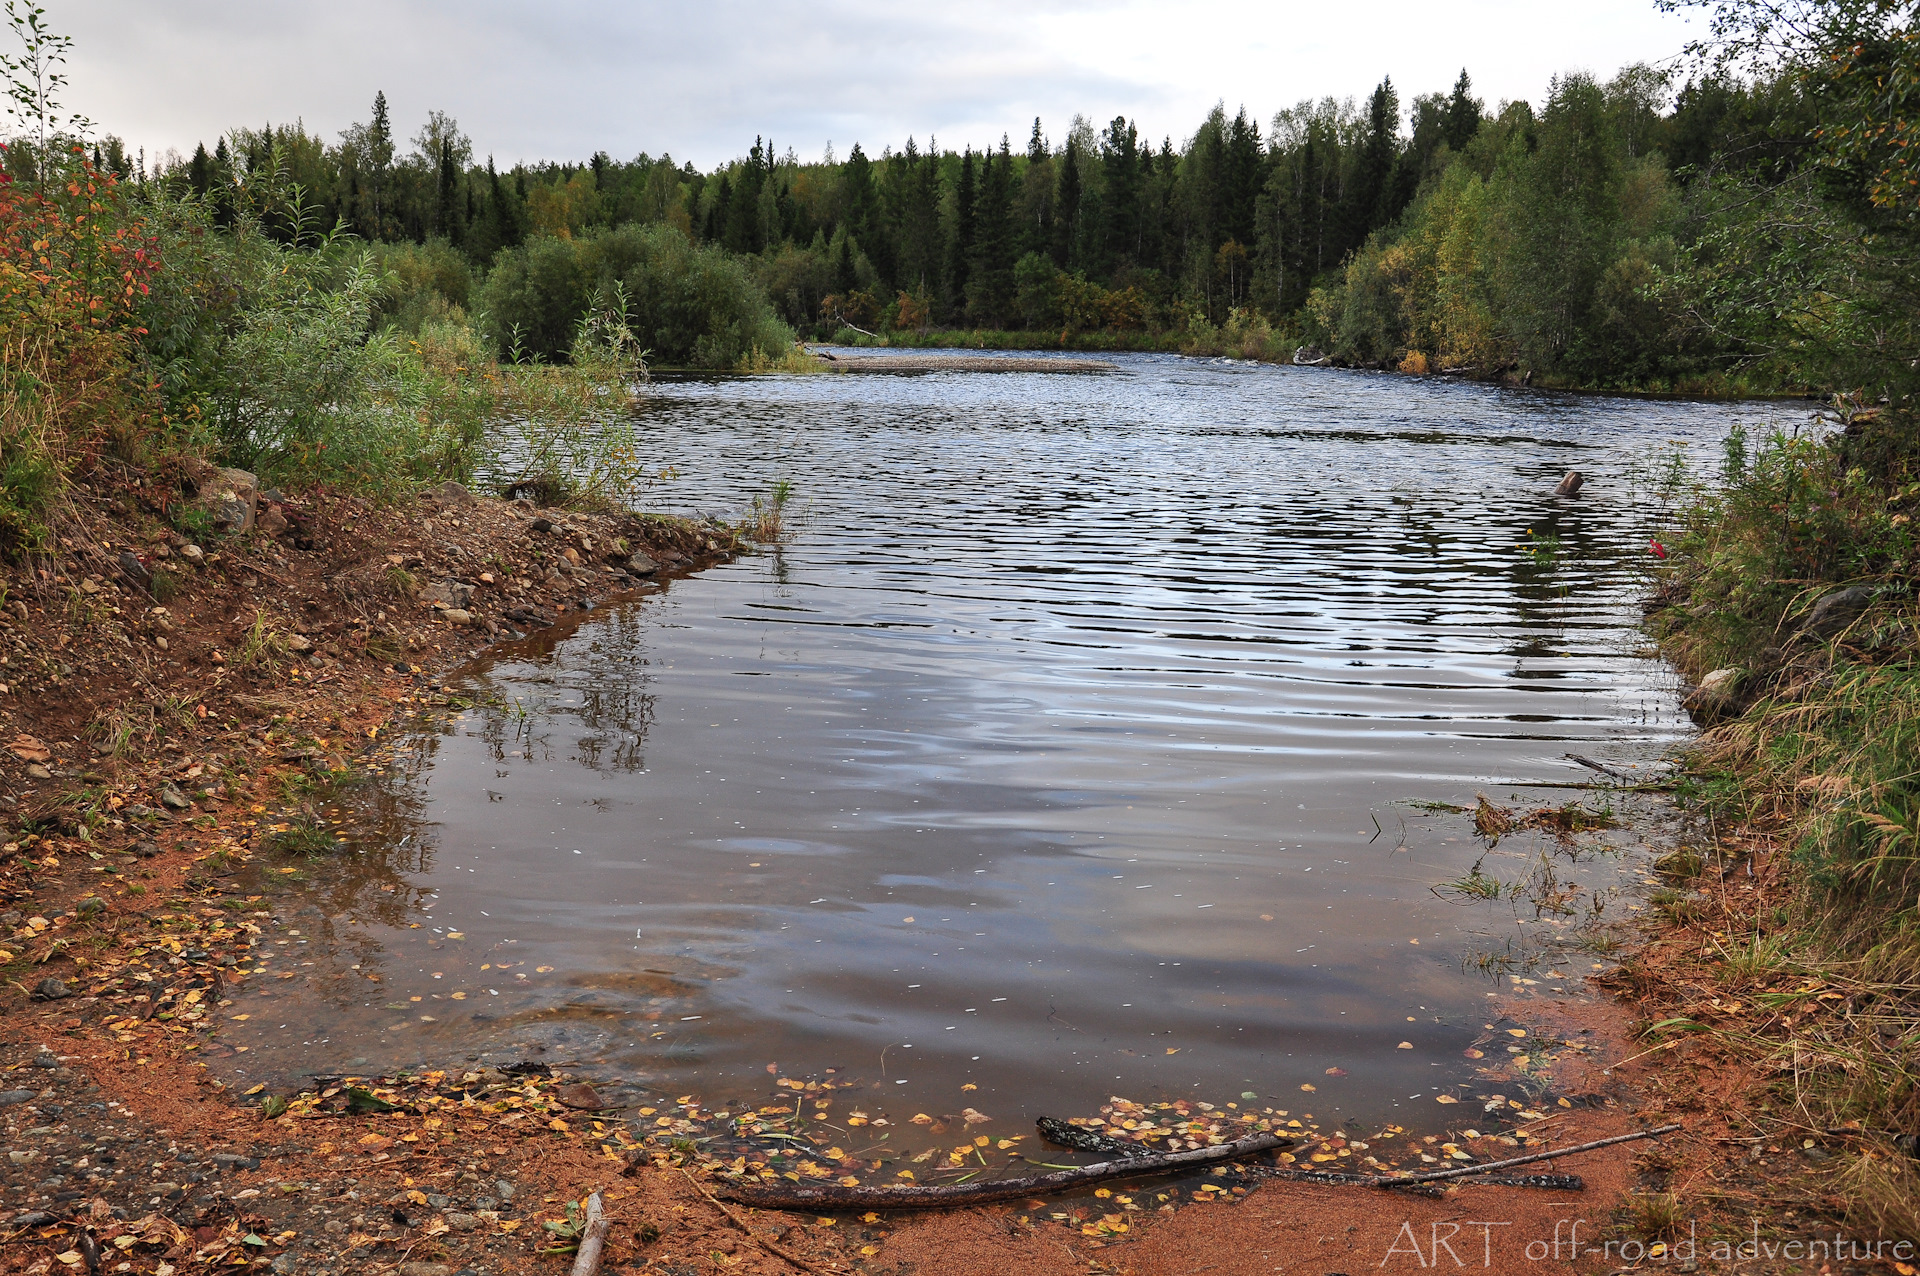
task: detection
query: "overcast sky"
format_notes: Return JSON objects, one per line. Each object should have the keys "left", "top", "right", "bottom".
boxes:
{"left": 59, "top": 1, "right": 1704, "bottom": 170}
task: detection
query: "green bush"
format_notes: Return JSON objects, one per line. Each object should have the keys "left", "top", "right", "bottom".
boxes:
{"left": 478, "top": 224, "right": 795, "bottom": 369}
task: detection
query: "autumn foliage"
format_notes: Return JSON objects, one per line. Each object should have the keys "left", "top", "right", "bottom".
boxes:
{"left": 0, "top": 145, "right": 158, "bottom": 547}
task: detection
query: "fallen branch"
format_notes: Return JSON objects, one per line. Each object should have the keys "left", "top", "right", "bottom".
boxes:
{"left": 679, "top": 1167, "right": 841, "bottom": 1274}
{"left": 1379, "top": 1123, "right": 1682, "bottom": 1186}
{"left": 1565, "top": 753, "right": 1637, "bottom": 782}
{"left": 567, "top": 1191, "right": 610, "bottom": 1276}
{"left": 712, "top": 1130, "right": 1291, "bottom": 1212}
{"left": 1266, "top": 1123, "right": 1681, "bottom": 1192}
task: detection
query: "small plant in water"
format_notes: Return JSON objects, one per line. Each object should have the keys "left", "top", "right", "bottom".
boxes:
{"left": 1436, "top": 859, "right": 1503, "bottom": 901}
{"left": 744, "top": 479, "right": 794, "bottom": 543}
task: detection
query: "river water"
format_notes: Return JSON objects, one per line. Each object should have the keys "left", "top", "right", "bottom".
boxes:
{"left": 221, "top": 353, "right": 1784, "bottom": 1135}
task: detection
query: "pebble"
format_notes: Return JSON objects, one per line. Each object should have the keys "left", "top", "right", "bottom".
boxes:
{"left": 440, "top": 609, "right": 474, "bottom": 626}
{"left": 213, "top": 1152, "right": 261, "bottom": 1171}
{"left": 0, "top": 1089, "right": 36, "bottom": 1106}
{"left": 158, "top": 782, "right": 191, "bottom": 811}
{"left": 30, "top": 976, "right": 68, "bottom": 1000}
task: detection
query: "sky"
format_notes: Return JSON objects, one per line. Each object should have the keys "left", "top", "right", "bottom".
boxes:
{"left": 58, "top": 1, "right": 1707, "bottom": 170}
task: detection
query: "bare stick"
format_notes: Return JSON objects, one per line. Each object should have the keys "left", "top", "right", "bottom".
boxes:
{"left": 1376, "top": 1123, "right": 1682, "bottom": 1187}
{"left": 568, "top": 1191, "right": 610, "bottom": 1276}
{"left": 713, "top": 1131, "right": 1291, "bottom": 1212}
{"left": 679, "top": 1167, "right": 840, "bottom": 1275}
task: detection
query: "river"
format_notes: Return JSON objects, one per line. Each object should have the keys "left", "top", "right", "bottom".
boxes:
{"left": 219, "top": 352, "right": 1785, "bottom": 1139}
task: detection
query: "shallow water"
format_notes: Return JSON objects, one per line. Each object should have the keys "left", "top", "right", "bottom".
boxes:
{"left": 221, "top": 354, "right": 1784, "bottom": 1134}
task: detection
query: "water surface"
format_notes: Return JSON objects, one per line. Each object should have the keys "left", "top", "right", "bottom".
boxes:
{"left": 223, "top": 354, "right": 1781, "bottom": 1134}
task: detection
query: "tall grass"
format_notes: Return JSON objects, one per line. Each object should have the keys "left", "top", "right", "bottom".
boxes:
{"left": 1648, "top": 410, "right": 1920, "bottom": 1242}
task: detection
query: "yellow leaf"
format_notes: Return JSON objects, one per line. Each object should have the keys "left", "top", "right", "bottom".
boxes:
{"left": 895, "top": 1170, "right": 915, "bottom": 1180}
{"left": 1435, "top": 1095, "right": 1459, "bottom": 1104}
{"left": 243, "top": 1084, "right": 265, "bottom": 1096}
{"left": 498, "top": 1220, "right": 521, "bottom": 1233}
{"left": 1165, "top": 1047, "right": 1180, "bottom": 1055}
{"left": 961, "top": 1083, "right": 977, "bottom": 1091}
{"left": 1299, "top": 1084, "right": 1316, "bottom": 1092}
{"left": 1506, "top": 1028, "right": 1526, "bottom": 1038}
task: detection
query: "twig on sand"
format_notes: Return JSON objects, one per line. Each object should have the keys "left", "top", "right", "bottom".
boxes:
{"left": 712, "top": 1131, "right": 1291, "bottom": 1212}
{"left": 568, "top": 1191, "right": 611, "bottom": 1276}
{"left": 678, "top": 1167, "right": 842, "bottom": 1274}
{"left": 1258, "top": 1123, "right": 1682, "bottom": 1192}
{"left": 1381, "top": 1123, "right": 1683, "bottom": 1186}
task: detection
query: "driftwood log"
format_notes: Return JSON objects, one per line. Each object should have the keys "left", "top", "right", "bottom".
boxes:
{"left": 567, "top": 1191, "right": 611, "bottom": 1276}
{"left": 714, "top": 1130, "right": 1291, "bottom": 1211}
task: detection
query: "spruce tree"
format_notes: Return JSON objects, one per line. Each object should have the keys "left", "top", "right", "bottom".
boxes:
{"left": 944, "top": 148, "right": 976, "bottom": 322}
{"left": 1346, "top": 78, "right": 1400, "bottom": 244}
{"left": 725, "top": 137, "right": 767, "bottom": 254}
{"left": 1052, "top": 139, "right": 1080, "bottom": 269}
{"left": 967, "top": 138, "right": 1017, "bottom": 326}
{"left": 1099, "top": 117, "right": 1141, "bottom": 276}
{"left": 1443, "top": 70, "right": 1482, "bottom": 152}
{"left": 186, "top": 142, "right": 211, "bottom": 196}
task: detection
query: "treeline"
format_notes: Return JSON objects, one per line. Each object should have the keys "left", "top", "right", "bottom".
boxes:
{"left": 51, "top": 1, "right": 1919, "bottom": 392}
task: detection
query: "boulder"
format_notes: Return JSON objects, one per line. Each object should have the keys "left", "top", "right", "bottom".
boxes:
{"left": 195, "top": 468, "right": 258, "bottom": 533}
{"left": 420, "top": 579, "right": 474, "bottom": 610}
{"left": 440, "top": 608, "right": 475, "bottom": 626}
{"left": 1802, "top": 585, "right": 1874, "bottom": 639}
{"left": 1683, "top": 667, "right": 1742, "bottom": 724}
{"left": 622, "top": 552, "right": 660, "bottom": 576}
{"left": 257, "top": 505, "right": 289, "bottom": 537}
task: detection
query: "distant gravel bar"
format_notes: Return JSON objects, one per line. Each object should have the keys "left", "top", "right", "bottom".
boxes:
{"left": 814, "top": 351, "right": 1117, "bottom": 373}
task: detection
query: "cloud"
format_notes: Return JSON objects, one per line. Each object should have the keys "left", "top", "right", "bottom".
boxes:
{"left": 59, "top": 0, "right": 1699, "bottom": 168}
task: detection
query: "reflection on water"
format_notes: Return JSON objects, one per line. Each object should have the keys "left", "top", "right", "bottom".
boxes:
{"left": 219, "top": 355, "right": 1780, "bottom": 1136}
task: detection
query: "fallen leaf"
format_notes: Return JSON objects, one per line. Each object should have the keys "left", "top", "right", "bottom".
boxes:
{"left": 10, "top": 734, "right": 50, "bottom": 762}
{"left": 961, "top": 1107, "right": 991, "bottom": 1125}
{"left": 1324, "top": 1067, "right": 1346, "bottom": 1077}
{"left": 1463, "top": 1048, "right": 1485, "bottom": 1059}
{"left": 1396, "top": 1041, "right": 1413, "bottom": 1050}
{"left": 556, "top": 1083, "right": 604, "bottom": 1111}
{"left": 1299, "top": 1083, "right": 1316, "bottom": 1092}
{"left": 1435, "top": 1095, "right": 1459, "bottom": 1104}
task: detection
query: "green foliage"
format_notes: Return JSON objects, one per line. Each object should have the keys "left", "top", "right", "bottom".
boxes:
{"left": 478, "top": 223, "right": 794, "bottom": 369}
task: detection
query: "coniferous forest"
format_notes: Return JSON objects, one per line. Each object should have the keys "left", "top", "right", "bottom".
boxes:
{"left": 78, "top": 14, "right": 1915, "bottom": 395}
